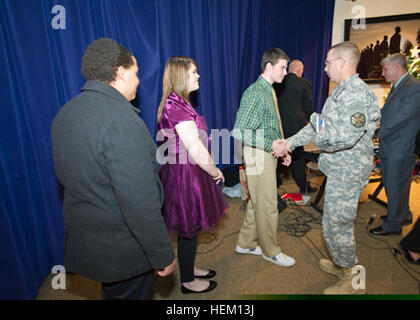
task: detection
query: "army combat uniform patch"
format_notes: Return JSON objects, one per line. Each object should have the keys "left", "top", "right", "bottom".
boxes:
{"left": 347, "top": 102, "right": 367, "bottom": 131}
{"left": 351, "top": 112, "right": 366, "bottom": 128}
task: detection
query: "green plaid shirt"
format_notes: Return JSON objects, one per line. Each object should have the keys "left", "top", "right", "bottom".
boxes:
{"left": 233, "top": 76, "right": 282, "bottom": 152}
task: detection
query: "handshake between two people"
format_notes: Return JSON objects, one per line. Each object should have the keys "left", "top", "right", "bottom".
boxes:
{"left": 271, "top": 139, "right": 292, "bottom": 166}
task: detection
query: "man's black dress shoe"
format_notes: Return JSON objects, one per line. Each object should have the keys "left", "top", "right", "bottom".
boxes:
{"left": 369, "top": 226, "right": 401, "bottom": 236}
{"left": 181, "top": 280, "right": 217, "bottom": 294}
{"left": 380, "top": 215, "right": 412, "bottom": 226}
{"left": 300, "top": 184, "right": 318, "bottom": 194}
{"left": 194, "top": 270, "right": 216, "bottom": 279}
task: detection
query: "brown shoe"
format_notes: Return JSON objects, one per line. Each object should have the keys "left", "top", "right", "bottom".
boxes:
{"left": 323, "top": 267, "right": 366, "bottom": 295}
{"left": 319, "top": 259, "right": 342, "bottom": 278}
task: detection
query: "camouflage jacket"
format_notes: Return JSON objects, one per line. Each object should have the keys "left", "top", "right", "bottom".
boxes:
{"left": 287, "top": 74, "right": 380, "bottom": 183}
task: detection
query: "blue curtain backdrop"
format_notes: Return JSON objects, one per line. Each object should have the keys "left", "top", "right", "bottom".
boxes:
{"left": 0, "top": 0, "right": 334, "bottom": 299}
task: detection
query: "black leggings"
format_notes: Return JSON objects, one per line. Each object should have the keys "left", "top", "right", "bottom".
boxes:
{"left": 177, "top": 233, "right": 199, "bottom": 283}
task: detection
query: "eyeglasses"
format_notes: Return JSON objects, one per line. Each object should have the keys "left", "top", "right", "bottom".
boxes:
{"left": 324, "top": 57, "right": 342, "bottom": 66}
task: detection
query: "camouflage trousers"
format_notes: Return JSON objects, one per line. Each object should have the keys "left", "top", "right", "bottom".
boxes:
{"left": 322, "top": 176, "right": 366, "bottom": 268}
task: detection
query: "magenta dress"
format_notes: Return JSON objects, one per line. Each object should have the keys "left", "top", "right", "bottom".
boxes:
{"left": 157, "top": 92, "right": 228, "bottom": 238}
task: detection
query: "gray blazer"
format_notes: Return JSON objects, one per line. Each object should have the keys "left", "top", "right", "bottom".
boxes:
{"left": 378, "top": 75, "right": 420, "bottom": 161}
{"left": 51, "top": 81, "right": 174, "bottom": 283}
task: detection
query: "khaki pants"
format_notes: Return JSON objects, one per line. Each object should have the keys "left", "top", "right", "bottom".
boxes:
{"left": 237, "top": 146, "right": 281, "bottom": 258}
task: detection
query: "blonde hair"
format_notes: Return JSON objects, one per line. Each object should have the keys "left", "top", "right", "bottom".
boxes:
{"left": 157, "top": 56, "right": 197, "bottom": 122}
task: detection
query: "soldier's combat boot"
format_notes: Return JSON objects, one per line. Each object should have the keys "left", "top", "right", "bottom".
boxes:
{"left": 319, "top": 259, "right": 342, "bottom": 278}
{"left": 323, "top": 267, "right": 366, "bottom": 295}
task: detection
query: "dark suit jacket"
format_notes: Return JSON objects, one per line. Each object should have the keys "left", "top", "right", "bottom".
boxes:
{"left": 377, "top": 75, "right": 420, "bottom": 160}
{"left": 51, "top": 80, "right": 174, "bottom": 283}
{"left": 274, "top": 73, "right": 314, "bottom": 138}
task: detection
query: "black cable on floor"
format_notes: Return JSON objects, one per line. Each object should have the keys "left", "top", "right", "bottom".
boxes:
{"left": 196, "top": 231, "right": 240, "bottom": 254}
{"left": 304, "top": 233, "right": 327, "bottom": 260}
{"left": 278, "top": 201, "right": 322, "bottom": 237}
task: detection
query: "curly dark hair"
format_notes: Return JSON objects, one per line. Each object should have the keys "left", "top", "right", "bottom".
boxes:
{"left": 81, "top": 38, "right": 134, "bottom": 83}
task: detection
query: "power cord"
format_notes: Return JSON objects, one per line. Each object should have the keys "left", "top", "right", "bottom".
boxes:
{"left": 196, "top": 231, "right": 240, "bottom": 254}
{"left": 303, "top": 233, "right": 327, "bottom": 260}
{"left": 276, "top": 200, "right": 326, "bottom": 263}
{"left": 278, "top": 201, "right": 322, "bottom": 237}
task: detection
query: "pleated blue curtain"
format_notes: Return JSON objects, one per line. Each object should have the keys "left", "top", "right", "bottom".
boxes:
{"left": 0, "top": 0, "right": 334, "bottom": 299}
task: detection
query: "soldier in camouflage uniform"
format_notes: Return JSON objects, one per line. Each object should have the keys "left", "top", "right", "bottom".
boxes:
{"left": 280, "top": 42, "right": 381, "bottom": 294}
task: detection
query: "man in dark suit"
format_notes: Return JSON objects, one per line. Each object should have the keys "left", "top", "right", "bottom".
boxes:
{"left": 274, "top": 60, "right": 317, "bottom": 193}
{"left": 370, "top": 53, "right": 420, "bottom": 236}
{"left": 51, "top": 38, "right": 175, "bottom": 299}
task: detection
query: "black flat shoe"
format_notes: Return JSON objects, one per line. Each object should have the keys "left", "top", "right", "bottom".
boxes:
{"left": 369, "top": 226, "right": 401, "bottom": 236}
{"left": 181, "top": 280, "right": 217, "bottom": 294}
{"left": 194, "top": 270, "right": 216, "bottom": 279}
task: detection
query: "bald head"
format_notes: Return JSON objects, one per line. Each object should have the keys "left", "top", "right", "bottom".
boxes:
{"left": 289, "top": 60, "right": 304, "bottom": 77}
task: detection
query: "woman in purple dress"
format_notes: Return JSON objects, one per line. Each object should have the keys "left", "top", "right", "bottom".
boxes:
{"left": 156, "top": 56, "right": 228, "bottom": 294}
